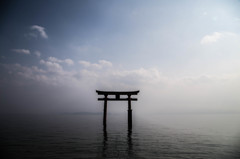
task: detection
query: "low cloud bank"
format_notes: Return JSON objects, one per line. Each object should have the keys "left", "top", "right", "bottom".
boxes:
{"left": 1, "top": 57, "right": 240, "bottom": 115}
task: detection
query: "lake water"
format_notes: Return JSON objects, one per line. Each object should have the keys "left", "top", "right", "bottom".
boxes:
{"left": 1, "top": 113, "right": 240, "bottom": 159}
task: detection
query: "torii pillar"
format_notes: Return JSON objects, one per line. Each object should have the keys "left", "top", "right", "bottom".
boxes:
{"left": 96, "top": 90, "right": 140, "bottom": 130}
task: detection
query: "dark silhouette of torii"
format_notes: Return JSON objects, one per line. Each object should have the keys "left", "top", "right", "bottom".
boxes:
{"left": 96, "top": 90, "right": 140, "bottom": 130}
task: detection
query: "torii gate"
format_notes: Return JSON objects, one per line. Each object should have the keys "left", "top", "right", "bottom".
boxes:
{"left": 96, "top": 90, "right": 140, "bottom": 129}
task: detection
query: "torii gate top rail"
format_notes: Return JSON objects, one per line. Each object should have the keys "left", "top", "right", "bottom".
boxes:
{"left": 96, "top": 90, "right": 140, "bottom": 129}
{"left": 96, "top": 90, "right": 139, "bottom": 101}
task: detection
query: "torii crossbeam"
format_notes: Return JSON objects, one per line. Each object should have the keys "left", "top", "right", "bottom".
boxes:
{"left": 96, "top": 90, "right": 140, "bottom": 129}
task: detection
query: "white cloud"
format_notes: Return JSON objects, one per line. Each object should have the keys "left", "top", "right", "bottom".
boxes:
{"left": 78, "top": 61, "right": 91, "bottom": 67}
{"left": 2, "top": 63, "right": 46, "bottom": 83}
{"left": 48, "top": 57, "right": 74, "bottom": 66}
{"left": 79, "top": 60, "right": 112, "bottom": 69}
{"left": 5, "top": 60, "right": 240, "bottom": 90}
{"left": 2, "top": 59, "right": 240, "bottom": 114}
{"left": 12, "top": 49, "right": 30, "bottom": 55}
{"left": 40, "top": 59, "right": 63, "bottom": 73}
{"left": 200, "top": 32, "right": 237, "bottom": 45}
{"left": 200, "top": 32, "right": 222, "bottom": 45}
{"left": 99, "top": 60, "right": 112, "bottom": 67}
{"left": 34, "top": 51, "right": 41, "bottom": 57}
{"left": 64, "top": 59, "right": 74, "bottom": 65}
{"left": 30, "top": 25, "right": 48, "bottom": 39}
{"left": 48, "top": 57, "right": 62, "bottom": 63}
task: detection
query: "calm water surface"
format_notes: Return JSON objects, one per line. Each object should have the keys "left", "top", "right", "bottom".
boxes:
{"left": 1, "top": 113, "right": 240, "bottom": 159}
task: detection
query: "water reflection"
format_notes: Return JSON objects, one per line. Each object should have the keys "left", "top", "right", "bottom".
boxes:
{"left": 127, "top": 129, "right": 133, "bottom": 156}
{"left": 102, "top": 128, "right": 133, "bottom": 158}
{"left": 102, "top": 127, "right": 108, "bottom": 158}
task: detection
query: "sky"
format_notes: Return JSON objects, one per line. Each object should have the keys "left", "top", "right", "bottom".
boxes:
{"left": 1, "top": 0, "right": 240, "bottom": 115}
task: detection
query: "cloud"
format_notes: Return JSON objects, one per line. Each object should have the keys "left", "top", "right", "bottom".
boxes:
{"left": 64, "top": 59, "right": 74, "bottom": 65}
{"left": 40, "top": 59, "right": 63, "bottom": 73}
{"left": 2, "top": 59, "right": 240, "bottom": 114}
{"left": 30, "top": 25, "right": 48, "bottom": 39}
{"left": 34, "top": 51, "right": 41, "bottom": 57}
{"left": 48, "top": 57, "right": 62, "bottom": 63}
{"left": 200, "top": 32, "right": 222, "bottom": 44}
{"left": 12, "top": 49, "right": 30, "bottom": 55}
{"left": 4, "top": 60, "right": 239, "bottom": 90}
{"left": 99, "top": 60, "right": 112, "bottom": 67}
{"left": 78, "top": 61, "right": 91, "bottom": 67}
{"left": 79, "top": 60, "right": 112, "bottom": 69}
{"left": 200, "top": 32, "right": 237, "bottom": 45}
{"left": 48, "top": 57, "right": 74, "bottom": 66}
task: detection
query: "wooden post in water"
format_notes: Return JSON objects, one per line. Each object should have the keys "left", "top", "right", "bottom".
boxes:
{"left": 103, "top": 94, "right": 108, "bottom": 127}
{"left": 128, "top": 95, "right": 132, "bottom": 129}
{"left": 96, "top": 90, "right": 139, "bottom": 130}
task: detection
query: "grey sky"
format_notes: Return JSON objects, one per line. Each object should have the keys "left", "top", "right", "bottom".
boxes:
{"left": 1, "top": 0, "right": 240, "bottom": 114}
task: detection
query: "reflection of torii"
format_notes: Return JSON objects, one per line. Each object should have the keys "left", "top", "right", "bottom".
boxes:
{"left": 102, "top": 128, "right": 133, "bottom": 157}
{"left": 96, "top": 90, "right": 140, "bottom": 130}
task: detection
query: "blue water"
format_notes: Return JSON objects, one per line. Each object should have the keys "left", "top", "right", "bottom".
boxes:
{"left": 1, "top": 113, "right": 240, "bottom": 158}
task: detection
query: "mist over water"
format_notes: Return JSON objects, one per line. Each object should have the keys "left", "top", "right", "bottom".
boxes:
{"left": 2, "top": 112, "right": 240, "bottom": 159}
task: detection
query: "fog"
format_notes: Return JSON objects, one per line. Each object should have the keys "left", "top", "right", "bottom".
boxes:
{"left": 1, "top": 60, "right": 240, "bottom": 115}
